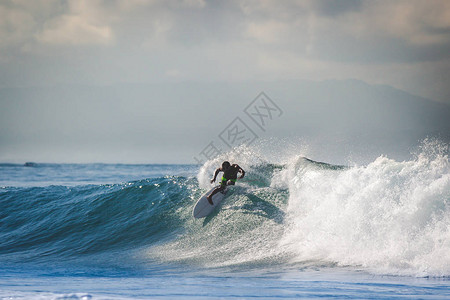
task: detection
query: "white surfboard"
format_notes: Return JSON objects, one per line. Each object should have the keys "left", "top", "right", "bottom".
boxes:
{"left": 193, "top": 185, "right": 228, "bottom": 218}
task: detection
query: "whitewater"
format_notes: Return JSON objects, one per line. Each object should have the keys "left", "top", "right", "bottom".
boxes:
{"left": 0, "top": 140, "right": 449, "bottom": 299}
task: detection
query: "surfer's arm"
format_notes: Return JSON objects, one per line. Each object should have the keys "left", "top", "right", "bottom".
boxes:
{"left": 210, "top": 168, "right": 221, "bottom": 183}
{"left": 236, "top": 165, "right": 245, "bottom": 179}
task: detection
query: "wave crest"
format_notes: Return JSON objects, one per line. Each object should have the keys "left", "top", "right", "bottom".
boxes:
{"left": 278, "top": 144, "right": 449, "bottom": 276}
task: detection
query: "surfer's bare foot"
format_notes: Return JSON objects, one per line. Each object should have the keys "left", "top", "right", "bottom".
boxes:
{"left": 207, "top": 195, "right": 213, "bottom": 205}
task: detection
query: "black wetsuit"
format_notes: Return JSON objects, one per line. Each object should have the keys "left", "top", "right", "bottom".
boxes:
{"left": 220, "top": 164, "right": 241, "bottom": 185}
{"left": 207, "top": 163, "right": 245, "bottom": 205}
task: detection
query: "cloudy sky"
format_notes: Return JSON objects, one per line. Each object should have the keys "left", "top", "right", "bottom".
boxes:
{"left": 1, "top": 0, "right": 449, "bottom": 101}
{"left": 1, "top": 0, "right": 449, "bottom": 163}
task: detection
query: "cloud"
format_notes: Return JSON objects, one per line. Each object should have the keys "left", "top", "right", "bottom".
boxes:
{"left": 3, "top": 0, "right": 448, "bottom": 59}
{"left": 238, "top": 0, "right": 450, "bottom": 63}
{"left": 0, "top": 0, "right": 114, "bottom": 53}
{"left": 367, "top": 1, "right": 450, "bottom": 46}
{"left": 35, "top": 0, "right": 114, "bottom": 45}
{"left": 36, "top": 14, "right": 113, "bottom": 45}
{"left": 0, "top": 2, "right": 35, "bottom": 50}
{"left": 245, "top": 20, "right": 292, "bottom": 44}
{"left": 0, "top": 0, "right": 449, "bottom": 102}
{"left": 311, "top": 0, "right": 363, "bottom": 17}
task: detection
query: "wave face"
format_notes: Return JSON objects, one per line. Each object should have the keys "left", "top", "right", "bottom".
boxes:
{"left": 0, "top": 177, "right": 198, "bottom": 262}
{"left": 0, "top": 141, "right": 448, "bottom": 277}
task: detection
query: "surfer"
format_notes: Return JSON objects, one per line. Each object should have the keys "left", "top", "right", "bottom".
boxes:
{"left": 206, "top": 161, "right": 245, "bottom": 205}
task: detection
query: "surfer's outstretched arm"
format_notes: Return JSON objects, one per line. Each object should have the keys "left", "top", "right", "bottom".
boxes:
{"left": 210, "top": 168, "right": 222, "bottom": 183}
{"left": 235, "top": 164, "right": 245, "bottom": 179}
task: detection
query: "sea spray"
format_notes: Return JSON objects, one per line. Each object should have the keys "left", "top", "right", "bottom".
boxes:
{"left": 278, "top": 143, "right": 449, "bottom": 276}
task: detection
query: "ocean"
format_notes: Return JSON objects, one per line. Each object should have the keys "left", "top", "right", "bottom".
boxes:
{"left": 0, "top": 143, "right": 449, "bottom": 299}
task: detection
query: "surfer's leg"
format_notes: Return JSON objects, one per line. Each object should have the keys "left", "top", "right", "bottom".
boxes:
{"left": 207, "top": 185, "right": 225, "bottom": 205}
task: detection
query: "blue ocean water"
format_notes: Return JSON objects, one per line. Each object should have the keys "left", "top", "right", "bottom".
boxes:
{"left": 1, "top": 145, "right": 449, "bottom": 299}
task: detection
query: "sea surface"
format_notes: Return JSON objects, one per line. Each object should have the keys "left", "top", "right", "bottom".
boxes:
{"left": 1, "top": 144, "right": 449, "bottom": 299}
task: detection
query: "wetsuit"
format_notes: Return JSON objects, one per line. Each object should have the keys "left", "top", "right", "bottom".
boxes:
{"left": 220, "top": 164, "right": 240, "bottom": 185}
{"left": 207, "top": 163, "right": 245, "bottom": 204}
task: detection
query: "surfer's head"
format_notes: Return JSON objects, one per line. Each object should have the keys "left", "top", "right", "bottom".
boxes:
{"left": 222, "top": 161, "right": 231, "bottom": 170}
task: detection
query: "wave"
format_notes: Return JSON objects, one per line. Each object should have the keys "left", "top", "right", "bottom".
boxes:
{"left": 0, "top": 176, "right": 198, "bottom": 261}
{"left": 279, "top": 150, "right": 449, "bottom": 276}
{"left": 0, "top": 140, "right": 448, "bottom": 277}
{"left": 149, "top": 141, "right": 449, "bottom": 277}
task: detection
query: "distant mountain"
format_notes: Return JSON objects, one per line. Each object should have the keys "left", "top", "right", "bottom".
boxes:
{"left": 0, "top": 79, "right": 448, "bottom": 163}
{"left": 265, "top": 79, "right": 450, "bottom": 139}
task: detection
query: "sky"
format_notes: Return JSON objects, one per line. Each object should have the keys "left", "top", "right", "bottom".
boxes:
{"left": 0, "top": 0, "right": 449, "bottom": 163}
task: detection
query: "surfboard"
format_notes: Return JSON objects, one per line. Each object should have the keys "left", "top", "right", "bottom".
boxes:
{"left": 193, "top": 185, "right": 228, "bottom": 218}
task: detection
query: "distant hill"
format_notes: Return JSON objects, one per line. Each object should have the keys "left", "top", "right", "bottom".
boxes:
{"left": 0, "top": 79, "right": 448, "bottom": 163}
{"left": 265, "top": 79, "right": 450, "bottom": 139}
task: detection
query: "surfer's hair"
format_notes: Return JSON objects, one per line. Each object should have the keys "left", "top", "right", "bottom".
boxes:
{"left": 222, "top": 161, "right": 231, "bottom": 169}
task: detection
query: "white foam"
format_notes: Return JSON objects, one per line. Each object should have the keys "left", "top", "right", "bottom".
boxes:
{"left": 278, "top": 141, "right": 449, "bottom": 276}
